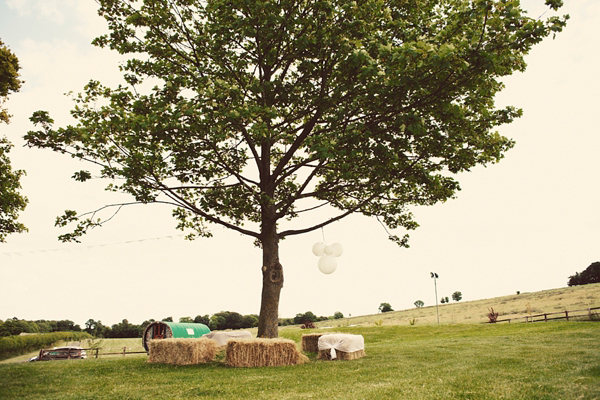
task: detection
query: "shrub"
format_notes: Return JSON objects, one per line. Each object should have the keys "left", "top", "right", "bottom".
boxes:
{"left": 300, "top": 322, "right": 316, "bottom": 329}
{"left": 487, "top": 307, "right": 499, "bottom": 323}
{"left": 278, "top": 318, "right": 294, "bottom": 326}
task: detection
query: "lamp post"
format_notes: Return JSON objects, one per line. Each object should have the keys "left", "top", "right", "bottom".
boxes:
{"left": 431, "top": 272, "right": 439, "bottom": 325}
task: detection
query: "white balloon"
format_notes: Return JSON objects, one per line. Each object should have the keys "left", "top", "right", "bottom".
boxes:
{"left": 312, "top": 242, "right": 326, "bottom": 257}
{"left": 330, "top": 242, "right": 343, "bottom": 257}
{"left": 324, "top": 245, "right": 334, "bottom": 255}
{"left": 318, "top": 255, "right": 337, "bottom": 274}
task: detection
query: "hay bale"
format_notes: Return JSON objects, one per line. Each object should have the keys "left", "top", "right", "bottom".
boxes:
{"left": 317, "top": 348, "right": 366, "bottom": 361}
{"left": 147, "top": 338, "right": 217, "bottom": 365}
{"left": 226, "top": 338, "right": 309, "bottom": 367}
{"left": 302, "top": 333, "right": 345, "bottom": 352}
{"left": 302, "top": 333, "right": 324, "bottom": 353}
{"left": 317, "top": 334, "right": 365, "bottom": 361}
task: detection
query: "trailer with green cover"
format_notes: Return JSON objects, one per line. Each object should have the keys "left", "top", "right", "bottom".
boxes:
{"left": 142, "top": 322, "right": 210, "bottom": 351}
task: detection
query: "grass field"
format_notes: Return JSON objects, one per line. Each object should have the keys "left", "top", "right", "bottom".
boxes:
{"left": 0, "top": 322, "right": 598, "bottom": 399}
{"left": 1, "top": 284, "right": 598, "bottom": 398}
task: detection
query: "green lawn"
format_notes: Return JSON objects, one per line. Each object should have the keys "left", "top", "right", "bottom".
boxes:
{"left": 1, "top": 323, "right": 598, "bottom": 399}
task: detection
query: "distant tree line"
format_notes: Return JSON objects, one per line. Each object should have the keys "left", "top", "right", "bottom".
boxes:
{"left": 3, "top": 310, "right": 346, "bottom": 338}
{"left": 0, "top": 318, "right": 81, "bottom": 337}
{"left": 82, "top": 313, "right": 261, "bottom": 338}
{"left": 277, "top": 311, "right": 335, "bottom": 327}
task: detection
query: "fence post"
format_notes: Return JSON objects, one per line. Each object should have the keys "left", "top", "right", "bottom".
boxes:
{"left": 565, "top": 310, "right": 569, "bottom": 321}
{"left": 123, "top": 347, "right": 126, "bottom": 356}
{"left": 544, "top": 314, "right": 547, "bottom": 322}
{"left": 95, "top": 348, "right": 99, "bottom": 359}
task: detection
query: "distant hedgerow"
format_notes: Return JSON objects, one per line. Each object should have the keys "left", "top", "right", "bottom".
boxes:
{"left": 0, "top": 331, "right": 91, "bottom": 361}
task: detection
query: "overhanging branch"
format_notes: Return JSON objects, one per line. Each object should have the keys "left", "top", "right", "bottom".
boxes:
{"left": 159, "top": 184, "right": 260, "bottom": 238}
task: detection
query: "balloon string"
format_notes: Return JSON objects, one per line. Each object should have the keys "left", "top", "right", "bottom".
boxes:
{"left": 321, "top": 227, "right": 326, "bottom": 244}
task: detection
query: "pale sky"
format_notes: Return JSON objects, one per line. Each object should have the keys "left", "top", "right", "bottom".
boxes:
{"left": 1, "top": 1, "right": 598, "bottom": 328}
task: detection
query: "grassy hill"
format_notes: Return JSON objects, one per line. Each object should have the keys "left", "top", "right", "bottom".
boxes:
{"left": 301, "top": 283, "right": 600, "bottom": 329}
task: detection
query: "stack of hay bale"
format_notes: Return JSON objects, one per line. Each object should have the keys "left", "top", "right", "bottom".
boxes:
{"left": 147, "top": 331, "right": 365, "bottom": 367}
{"left": 225, "top": 338, "right": 308, "bottom": 367}
{"left": 147, "top": 338, "right": 218, "bottom": 365}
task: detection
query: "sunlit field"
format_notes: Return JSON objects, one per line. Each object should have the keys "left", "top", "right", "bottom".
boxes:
{"left": 1, "top": 322, "right": 599, "bottom": 399}
{"left": 2, "top": 284, "right": 598, "bottom": 399}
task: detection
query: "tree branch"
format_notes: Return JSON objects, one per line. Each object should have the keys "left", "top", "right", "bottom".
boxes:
{"left": 159, "top": 184, "right": 260, "bottom": 238}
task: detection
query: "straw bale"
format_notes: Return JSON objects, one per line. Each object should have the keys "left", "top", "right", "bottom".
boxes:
{"left": 226, "top": 338, "right": 309, "bottom": 367}
{"left": 147, "top": 338, "right": 217, "bottom": 365}
{"left": 302, "top": 333, "right": 345, "bottom": 352}
{"left": 317, "top": 348, "right": 366, "bottom": 361}
{"left": 301, "top": 333, "right": 324, "bottom": 353}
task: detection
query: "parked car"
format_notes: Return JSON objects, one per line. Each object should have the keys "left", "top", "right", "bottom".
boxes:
{"left": 29, "top": 346, "right": 87, "bottom": 362}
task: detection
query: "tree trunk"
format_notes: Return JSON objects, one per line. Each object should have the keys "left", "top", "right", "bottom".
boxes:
{"left": 257, "top": 222, "right": 283, "bottom": 338}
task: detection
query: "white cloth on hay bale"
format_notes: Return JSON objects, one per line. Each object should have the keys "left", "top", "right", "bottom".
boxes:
{"left": 202, "top": 331, "right": 253, "bottom": 346}
{"left": 317, "top": 334, "right": 364, "bottom": 359}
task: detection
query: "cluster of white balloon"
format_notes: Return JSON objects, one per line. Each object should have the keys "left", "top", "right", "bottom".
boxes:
{"left": 312, "top": 242, "right": 343, "bottom": 274}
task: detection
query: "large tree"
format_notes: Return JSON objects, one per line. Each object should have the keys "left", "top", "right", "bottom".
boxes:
{"left": 0, "top": 39, "right": 27, "bottom": 242}
{"left": 25, "top": 0, "right": 566, "bottom": 337}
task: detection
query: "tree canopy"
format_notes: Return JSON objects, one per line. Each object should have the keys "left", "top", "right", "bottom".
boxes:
{"left": 568, "top": 262, "right": 600, "bottom": 287}
{"left": 25, "top": 0, "right": 567, "bottom": 337}
{"left": 0, "top": 137, "right": 28, "bottom": 242}
{"left": 0, "top": 38, "right": 27, "bottom": 242}
{"left": 0, "top": 38, "right": 22, "bottom": 124}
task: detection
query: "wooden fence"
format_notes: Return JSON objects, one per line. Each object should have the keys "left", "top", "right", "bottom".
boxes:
{"left": 85, "top": 347, "right": 147, "bottom": 358}
{"left": 493, "top": 306, "right": 600, "bottom": 324}
{"left": 36, "top": 347, "right": 147, "bottom": 360}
